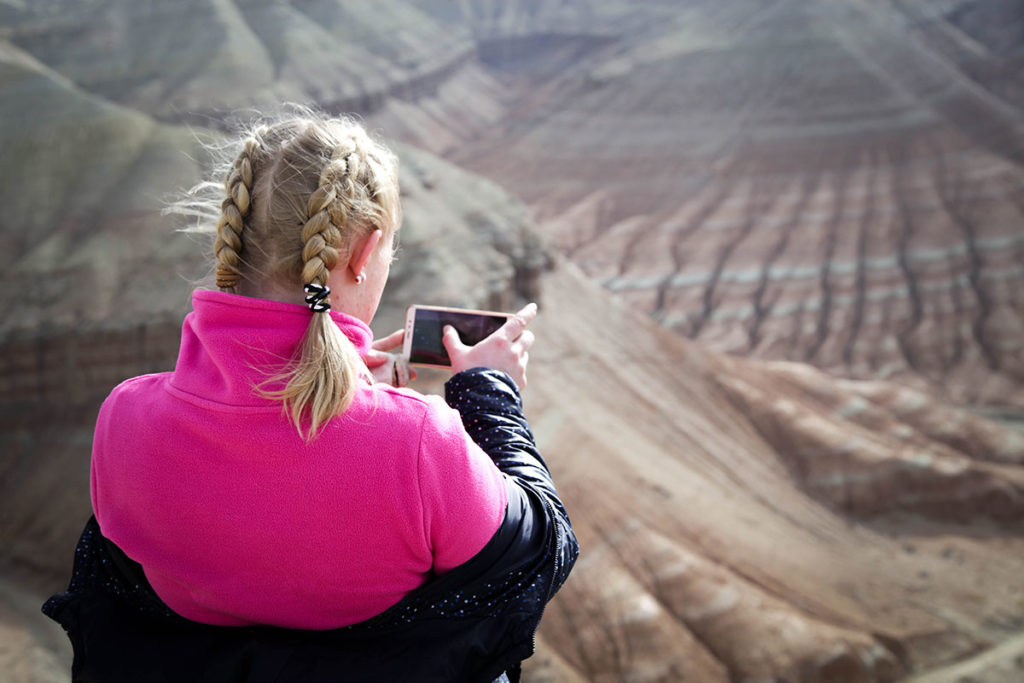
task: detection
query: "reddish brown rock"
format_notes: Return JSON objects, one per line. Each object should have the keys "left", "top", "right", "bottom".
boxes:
{"left": 522, "top": 262, "right": 1024, "bottom": 681}
{"left": 443, "top": 0, "right": 1024, "bottom": 411}
{"left": 3, "top": 3, "right": 1024, "bottom": 683}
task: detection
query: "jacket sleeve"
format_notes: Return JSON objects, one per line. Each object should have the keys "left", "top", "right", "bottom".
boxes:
{"left": 444, "top": 368, "right": 578, "bottom": 598}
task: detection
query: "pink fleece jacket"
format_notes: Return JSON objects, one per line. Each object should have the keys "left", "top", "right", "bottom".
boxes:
{"left": 90, "top": 290, "right": 507, "bottom": 629}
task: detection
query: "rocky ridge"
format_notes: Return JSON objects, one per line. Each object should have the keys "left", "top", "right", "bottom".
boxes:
{"left": 440, "top": 0, "right": 1024, "bottom": 411}
{"left": 2, "top": 1, "right": 1024, "bottom": 681}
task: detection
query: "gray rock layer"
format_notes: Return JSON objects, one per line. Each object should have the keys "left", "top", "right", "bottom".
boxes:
{"left": 2, "top": 2, "right": 1024, "bottom": 682}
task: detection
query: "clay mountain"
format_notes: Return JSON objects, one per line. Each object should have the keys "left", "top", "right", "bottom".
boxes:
{"left": 2, "top": 1, "right": 1023, "bottom": 681}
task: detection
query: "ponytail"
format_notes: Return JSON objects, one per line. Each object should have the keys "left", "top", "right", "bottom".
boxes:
{"left": 265, "top": 160, "right": 365, "bottom": 440}
{"left": 275, "top": 312, "right": 361, "bottom": 440}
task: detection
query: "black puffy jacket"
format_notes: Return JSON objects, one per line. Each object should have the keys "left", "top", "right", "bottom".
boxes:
{"left": 43, "top": 369, "right": 579, "bottom": 682}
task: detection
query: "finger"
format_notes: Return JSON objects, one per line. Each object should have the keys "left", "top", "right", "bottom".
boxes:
{"left": 513, "top": 329, "right": 535, "bottom": 353}
{"left": 363, "top": 349, "right": 390, "bottom": 368}
{"left": 372, "top": 329, "right": 405, "bottom": 352}
{"left": 442, "top": 325, "right": 466, "bottom": 354}
{"left": 501, "top": 302, "right": 538, "bottom": 341}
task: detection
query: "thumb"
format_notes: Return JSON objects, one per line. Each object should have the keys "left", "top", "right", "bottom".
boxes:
{"left": 442, "top": 325, "right": 465, "bottom": 354}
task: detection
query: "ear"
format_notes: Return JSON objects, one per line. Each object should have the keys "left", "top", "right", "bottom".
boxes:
{"left": 348, "top": 229, "right": 383, "bottom": 280}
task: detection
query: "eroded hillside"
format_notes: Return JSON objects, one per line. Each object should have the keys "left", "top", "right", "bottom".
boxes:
{"left": 2, "top": 1, "right": 1024, "bottom": 681}
{"left": 439, "top": 0, "right": 1024, "bottom": 411}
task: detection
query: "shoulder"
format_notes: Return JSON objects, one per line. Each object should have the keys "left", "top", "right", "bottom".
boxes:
{"left": 109, "top": 372, "right": 170, "bottom": 394}
{"left": 363, "top": 384, "right": 454, "bottom": 421}
{"left": 367, "top": 383, "right": 433, "bottom": 408}
{"left": 99, "top": 373, "right": 171, "bottom": 415}
{"left": 93, "top": 374, "right": 172, "bottom": 448}
{"left": 362, "top": 384, "right": 465, "bottom": 442}
{"left": 108, "top": 371, "right": 179, "bottom": 401}
{"left": 96, "top": 373, "right": 175, "bottom": 424}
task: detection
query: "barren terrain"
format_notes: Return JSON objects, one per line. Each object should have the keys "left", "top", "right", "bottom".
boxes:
{"left": 2, "top": 1, "right": 1023, "bottom": 681}
{"left": 441, "top": 0, "right": 1024, "bottom": 411}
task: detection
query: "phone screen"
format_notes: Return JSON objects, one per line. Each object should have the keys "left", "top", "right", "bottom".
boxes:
{"left": 408, "top": 307, "right": 508, "bottom": 367}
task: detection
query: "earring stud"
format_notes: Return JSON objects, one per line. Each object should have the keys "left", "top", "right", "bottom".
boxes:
{"left": 355, "top": 272, "right": 366, "bottom": 285}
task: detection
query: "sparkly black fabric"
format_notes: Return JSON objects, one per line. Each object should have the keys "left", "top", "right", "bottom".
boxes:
{"left": 444, "top": 369, "right": 577, "bottom": 600}
{"left": 42, "top": 368, "right": 578, "bottom": 683}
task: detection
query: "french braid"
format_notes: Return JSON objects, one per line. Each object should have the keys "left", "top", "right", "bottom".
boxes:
{"left": 213, "top": 136, "right": 262, "bottom": 292}
{"left": 300, "top": 183, "right": 342, "bottom": 287}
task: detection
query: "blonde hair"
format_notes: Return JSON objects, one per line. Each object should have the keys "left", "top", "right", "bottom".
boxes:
{"left": 177, "top": 110, "right": 400, "bottom": 439}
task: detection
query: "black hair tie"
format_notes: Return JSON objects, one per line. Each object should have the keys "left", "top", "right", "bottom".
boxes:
{"left": 303, "top": 283, "right": 331, "bottom": 313}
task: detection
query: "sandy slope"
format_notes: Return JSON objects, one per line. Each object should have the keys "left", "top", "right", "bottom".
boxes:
{"left": 446, "top": 0, "right": 1024, "bottom": 412}
{"left": 518, "top": 258, "right": 1024, "bottom": 681}
{"left": 2, "top": 2, "right": 1023, "bottom": 681}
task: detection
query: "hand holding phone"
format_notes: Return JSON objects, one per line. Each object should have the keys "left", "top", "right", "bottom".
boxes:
{"left": 445, "top": 303, "right": 537, "bottom": 389}
{"left": 403, "top": 303, "right": 537, "bottom": 389}
{"left": 365, "top": 329, "right": 413, "bottom": 387}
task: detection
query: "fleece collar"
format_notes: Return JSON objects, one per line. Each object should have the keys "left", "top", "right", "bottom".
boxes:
{"left": 169, "top": 290, "right": 374, "bottom": 406}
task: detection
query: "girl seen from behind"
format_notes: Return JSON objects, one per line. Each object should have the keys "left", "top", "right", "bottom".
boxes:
{"left": 43, "top": 110, "right": 578, "bottom": 683}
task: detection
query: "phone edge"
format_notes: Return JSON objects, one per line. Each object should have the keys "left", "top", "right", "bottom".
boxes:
{"left": 402, "top": 304, "right": 510, "bottom": 369}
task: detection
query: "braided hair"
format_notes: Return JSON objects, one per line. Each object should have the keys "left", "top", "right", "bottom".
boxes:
{"left": 185, "top": 111, "right": 400, "bottom": 438}
{"left": 213, "top": 133, "right": 265, "bottom": 292}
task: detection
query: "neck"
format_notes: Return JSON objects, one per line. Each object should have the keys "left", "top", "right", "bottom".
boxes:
{"left": 238, "top": 276, "right": 371, "bottom": 325}
{"left": 239, "top": 279, "right": 306, "bottom": 307}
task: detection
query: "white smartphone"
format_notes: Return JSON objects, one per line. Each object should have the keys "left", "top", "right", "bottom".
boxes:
{"left": 403, "top": 305, "right": 509, "bottom": 368}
